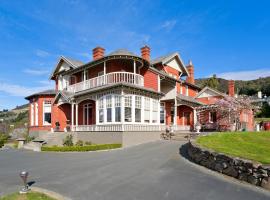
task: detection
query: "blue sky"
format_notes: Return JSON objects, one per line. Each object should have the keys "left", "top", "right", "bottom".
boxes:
{"left": 0, "top": 0, "right": 270, "bottom": 110}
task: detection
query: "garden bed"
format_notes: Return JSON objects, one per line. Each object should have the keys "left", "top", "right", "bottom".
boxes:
{"left": 41, "top": 144, "right": 122, "bottom": 152}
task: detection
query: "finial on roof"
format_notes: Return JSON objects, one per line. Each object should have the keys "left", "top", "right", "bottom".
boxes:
{"left": 188, "top": 60, "right": 193, "bottom": 66}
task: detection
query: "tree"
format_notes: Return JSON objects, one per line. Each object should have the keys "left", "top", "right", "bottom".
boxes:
{"left": 256, "top": 102, "right": 270, "bottom": 118}
{"left": 203, "top": 74, "right": 219, "bottom": 89}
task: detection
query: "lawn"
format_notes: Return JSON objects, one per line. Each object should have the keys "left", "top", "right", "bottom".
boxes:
{"left": 196, "top": 131, "right": 270, "bottom": 164}
{"left": 0, "top": 192, "right": 56, "bottom": 200}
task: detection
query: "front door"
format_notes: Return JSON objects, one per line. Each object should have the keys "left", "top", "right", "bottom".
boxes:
{"left": 83, "top": 103, "right": 93, "bottom": 125}
{"left": 183, "top": 112, "right": 191, "bottom": 125}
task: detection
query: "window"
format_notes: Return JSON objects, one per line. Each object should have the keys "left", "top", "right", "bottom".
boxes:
{"left": 209, "top": 112, "right": 217, "bottom": 123}
{"left": 31, "top": 104, "right": 34, "bottom": 126}
{"left": 115, "top": 95, "right": 121, "bottom": 122}
{"left": 35, "top": 103, "right": 38, "bottom": 126}
{"left": 98, "top": 71, "right": 105, "bottom": 85}
{"left": 106, "top": 96, "right": 112, "bottom": 122}
{"left": 185, "top": 85, "right": 189, "bottom": 96}
{"left": 99, "top": 97, "right": 104, "bottom": 123}
{"left": 43, "top": 101, "right": 51, "bottom": 125}
{"left": 81, "top": 70, "right": 89, "bottom": 81}
{"left": 144, "top": 97, "right": 150, "bottom": 123}
{"left": 135, "top": 96, "right": 141, "bottom": 122}
{"left": 125, "top": 96, "right": 132, "bottom": 122}
{"left": 152, "top": 99, "right": 158, "bottom": 123}
{"left": 160, "top": 103, "right": 165, "bottom": 124}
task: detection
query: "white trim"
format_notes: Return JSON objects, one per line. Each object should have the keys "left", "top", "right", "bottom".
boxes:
{"left": 71, "top": 103, "right": 74, "bottom": 131}
{"left": 30, "top": 103, "right": 34, "bottom": 126}
{"left": 75, "top": 103, "right": 78, "bottom": 127}
{"left": 35, "top": 102, "right": 38, "bottom": 126}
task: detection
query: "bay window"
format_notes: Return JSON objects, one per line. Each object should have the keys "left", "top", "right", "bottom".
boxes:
{"left": 135, "top": 96, "right": 141, "bottom": 122}
{"left": 106, "top": 96, "right": 112, "bottom": 122}
{"left": 125, "top": 96, "right": 132, "bottom": 122}
{"left": 99, "top": 97, "right": 104, "bottom": 123}
{"left": 115, "top": 95, "right": 121, "bottom": 122}
{"left": 152, "top": 99, "right": 158, "bottom": 123}
{"left": 144, "top": 97, "right": 150, "bottom": 123}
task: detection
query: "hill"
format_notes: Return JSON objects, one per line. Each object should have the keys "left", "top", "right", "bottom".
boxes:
{"left": 195, "top": 76, "right": 270, "bottom": 96}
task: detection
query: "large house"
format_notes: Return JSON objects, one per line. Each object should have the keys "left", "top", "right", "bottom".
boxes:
{"left": 25, "top": 46, "right": 254, "bottom": 146}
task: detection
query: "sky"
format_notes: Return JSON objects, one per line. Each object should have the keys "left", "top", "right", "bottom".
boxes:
{"left": 0, "top": 0, "right": 270, "bottom": 110}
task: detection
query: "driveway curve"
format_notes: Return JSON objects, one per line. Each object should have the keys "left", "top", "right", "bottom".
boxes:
{"left": 0, "top": 141, "right": 269, "bottom": 200}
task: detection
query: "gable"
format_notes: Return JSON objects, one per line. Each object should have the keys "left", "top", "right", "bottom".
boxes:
{"left": 59, "top": 62, "right": 72, "bottom": 73}
{"left": 166, "top": 58, "right": 182, "bottom": 73}
{"left": 197, "top": 89, "right": 220, "bottom": 98}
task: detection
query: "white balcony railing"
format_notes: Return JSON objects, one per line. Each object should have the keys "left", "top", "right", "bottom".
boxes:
{"left": 67, "top": 72, "right": 144, "bottom": 93}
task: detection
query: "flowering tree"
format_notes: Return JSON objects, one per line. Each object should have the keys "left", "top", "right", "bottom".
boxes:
{"left": 215, "top": 96, "right": 253, "bottom": 131}
{"left": 197, "top": 96, "right": 254, "bottom": 131}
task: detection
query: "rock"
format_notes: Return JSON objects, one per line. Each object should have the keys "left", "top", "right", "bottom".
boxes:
{"left": 233, "top": 158, "right": 244, "bottom": 166}
{"left": 247, "top": 175, "right": 261, "bottom": 186}
{"left": 238, "top": 173, "right": 248, "bottom": 181}
{"left": 222, "top": 162, "right": 229, "bottom": 169}
{"left": 223, "top": 166, "right": 238, "bottom": 178}
{"left": 214, "top": 163, "right": 224, "bottom": 173}
{"left": 261, "top": 178, "right": 270, "bottom": 190}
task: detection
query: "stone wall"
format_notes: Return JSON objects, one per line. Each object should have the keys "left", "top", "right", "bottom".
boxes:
{"left": 187, "top": 142, "right": 270, "bottom": 190}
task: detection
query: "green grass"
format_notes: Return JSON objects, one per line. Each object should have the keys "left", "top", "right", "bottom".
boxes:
{"left": 196, "top": 131, "right": 270, "bottom": 164}
{"left": 0, "top": 192, "right": 56, "bottom": 200}
{"left": 41, "top": 144, "right": 122, "bottom": 152}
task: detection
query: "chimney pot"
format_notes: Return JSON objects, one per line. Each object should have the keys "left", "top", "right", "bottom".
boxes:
{"left": 140, "top": 45, "right": 150, "bottom": 61}
{"left": 92, "top": 46, "right": 105, "bottom": 60}
{"left": 186, "top": 60, "right": 195, "bottom": 84}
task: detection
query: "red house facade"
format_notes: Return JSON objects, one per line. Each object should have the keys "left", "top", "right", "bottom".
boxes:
{"left": 25, "top": 46, "right": 254, "bottom": 146}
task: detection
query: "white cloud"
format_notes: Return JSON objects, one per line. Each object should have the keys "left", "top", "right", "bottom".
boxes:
{"left": 161, "top": 20, "right": 177, "bottom": 31}
{"left": 36, "top": 49, "right": 50, "bottom": 57}
{"left": 23, "top": 68, "right": 49, "bottom": 75}
{"left": 0, "top": 81, "right": 54, "bottom": 97}
{"left": 216, "top": 69, "right": 270, "bottom": 80}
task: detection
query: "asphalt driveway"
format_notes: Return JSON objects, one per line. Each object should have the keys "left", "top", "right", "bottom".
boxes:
{"left": 0, "top": 141, "right": 269, "bottom": 200}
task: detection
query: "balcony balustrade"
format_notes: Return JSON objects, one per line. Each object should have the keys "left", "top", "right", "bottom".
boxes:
{"left": 67, "top": 72, "right": 144, "bottom": 93}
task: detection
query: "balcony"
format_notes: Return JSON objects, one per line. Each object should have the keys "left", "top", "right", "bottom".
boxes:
{"left": 67, "top": 72, "right": 144, "bottom": 93}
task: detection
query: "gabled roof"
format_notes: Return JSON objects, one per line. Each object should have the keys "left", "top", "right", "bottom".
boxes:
{"left": 195, "top": 86, "right": 226, "bottom": 99}
{"left": 50, "top": 56, "right": 84, "bottom": 79}
{"left": 25, "top": 89, "right": 56, "bottom": 100}
{"left": 150, "top": 52, "right": 189, "bottom": 76}
{"left": 177, "top": 94, "right": 205, "bottom": 107}
{"left": 53, "top": 90, "right": 73, "bottom": 105}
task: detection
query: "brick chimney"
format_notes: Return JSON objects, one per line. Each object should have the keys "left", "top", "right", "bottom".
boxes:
{"left": 228, "top": 80, "right": 235, "bottom": 97}
{"left": 92, "top": 46, "right": 105, "bottom": 60}
{"left": 186, "top": 60, "right": 195, "bottom": 84}
{"left": 140, "top": 45, "right": 150, "bottom": 61}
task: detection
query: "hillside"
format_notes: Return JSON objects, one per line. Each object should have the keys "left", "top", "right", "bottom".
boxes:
{"left": 195, "top": 76, "right": 270, "bottom": 96}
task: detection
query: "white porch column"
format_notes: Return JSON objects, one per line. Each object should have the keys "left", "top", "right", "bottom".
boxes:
{"left": 133, "top": 60, "right": 136, "bottom": 74}
{"left": 174, "top": 98, "right": 177, "bottom": 126}
{"left": 96, "top": 98, "right": 99, "bottom": 125}
{"left": 193, "top": 109, "right": 197, "bottom": 127}
{"left": 104, "top": 61, "right": 106, "bottom": 74}
{"left": 157, "top": 99, "right": 160, "bottom": 124}
{"left": 71, "top": 103, "right": 74, "bottom": 131}
{"left": 83, "top": 70, "right": 86, "bottom": 90}
{"left": 75, "top": 103, "right": 78, "bottom": 128}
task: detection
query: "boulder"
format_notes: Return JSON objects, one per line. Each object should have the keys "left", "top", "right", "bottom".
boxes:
{"left": 261, "top": 178, "right": 270, "bottom": 190}
{"left": 247, "top": 175, "right": 260, "bottom": 186}
{"left": 223, "top": 166, "right": 238, "bottom": 178}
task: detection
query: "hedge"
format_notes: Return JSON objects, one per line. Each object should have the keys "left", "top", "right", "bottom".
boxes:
{"left": 41, "top": 144, "right": 122, "bottom": 152}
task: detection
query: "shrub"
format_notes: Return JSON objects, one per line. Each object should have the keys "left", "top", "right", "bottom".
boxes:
{"left": 84, "top": 141, "right": 92, "bottom": 146}
{"left": 76, "top": 140, "right": 84, "bottom": 146}
{"left": 63, "top": 135, "right": 73, "bottom": 146}
{"left": 41, "top": 144, "right": 122, "bottom": 152}
{"left": 0, "top": 133, "right": 9, "bottom": 148}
